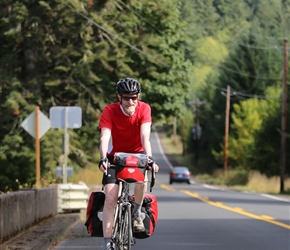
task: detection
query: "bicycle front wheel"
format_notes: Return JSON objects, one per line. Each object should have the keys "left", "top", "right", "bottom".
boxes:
{"left": 114, "top": 204, "right": 133, "bottom": 250}
{"left": 122, "top": 204, "right": 132, "bottom": 250}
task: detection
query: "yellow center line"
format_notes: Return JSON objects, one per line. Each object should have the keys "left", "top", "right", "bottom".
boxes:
{"left": 179, "top": 189, "right": 290, "bottom": 230}
{"left": 260, "top": 215, "right": 274, "bottom": 220}
{"left": 160, "top": 184, "right": 175, "bottom": 191}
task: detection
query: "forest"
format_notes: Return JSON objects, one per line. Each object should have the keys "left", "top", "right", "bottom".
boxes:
{"left": 1, "top": 0, "right": 289, "bottom": 192}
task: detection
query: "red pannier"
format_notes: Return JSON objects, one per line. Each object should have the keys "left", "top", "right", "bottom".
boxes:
{"left": 130, "top": 193, "right": 158, "bottom": 239}
{"left": 114, "top": 153, "right": 147, "bottom": 183}
{"left": 84, "top": 191, "right": 105, "bottom": 237}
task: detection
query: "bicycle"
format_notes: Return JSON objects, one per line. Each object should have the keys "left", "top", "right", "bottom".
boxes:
{"left": 110, "top": 152, "right": 156, "bottom": 250}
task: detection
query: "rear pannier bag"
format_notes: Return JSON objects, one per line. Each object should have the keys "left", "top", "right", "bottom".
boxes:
{"left": 85, "top": 191, "right": 105, "bottom": 237}
{"left": 115, "top": 153, "right": 147, "bottom": 183}
{"left": 130, "top": 193, "right": 158, "bottom": 239}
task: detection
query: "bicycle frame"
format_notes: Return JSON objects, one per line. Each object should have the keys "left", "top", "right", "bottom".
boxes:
{"left": 110, "top": 152, "right": 156, "bottom": 249}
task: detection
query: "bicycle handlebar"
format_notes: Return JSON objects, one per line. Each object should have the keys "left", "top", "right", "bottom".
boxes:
{"left": 147, "top": 160, "right": 155, "bottom": 192}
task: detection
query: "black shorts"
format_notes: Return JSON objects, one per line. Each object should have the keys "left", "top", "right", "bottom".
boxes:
{"left": 102, "top": 167, "right": 119, "bottom": 186}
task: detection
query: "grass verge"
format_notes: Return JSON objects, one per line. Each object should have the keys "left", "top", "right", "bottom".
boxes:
{"left": 158, "top": 131, "right": 290, "bottom": 195}
{"left": 70, "top": 162, "right": 103, "bottom": 187}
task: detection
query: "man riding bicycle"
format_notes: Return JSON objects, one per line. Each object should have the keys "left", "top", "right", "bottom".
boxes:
{"left": 98, "top": 77, "right": 159, "bottom": 250}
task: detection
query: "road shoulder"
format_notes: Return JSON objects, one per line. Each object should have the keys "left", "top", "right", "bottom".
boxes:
{"left": 0, "top": 213, "right": 80, "bottom": 250}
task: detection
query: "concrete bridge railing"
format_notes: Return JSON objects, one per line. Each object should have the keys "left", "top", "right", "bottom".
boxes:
{"left": 0, "top": 186, "right": 58, "bottom": 244}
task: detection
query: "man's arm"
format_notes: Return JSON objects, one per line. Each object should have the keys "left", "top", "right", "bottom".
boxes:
{"left": 140, "top": 122, "right": 152, "bottom": 157}
{"left": 140, "top": 122, "right": 159, "bottom": 173}
{"left": 99, "top": 127, "right": 111, "bottom": 173}
{"left": 100, "top": 128, "right": 111, "bottom": 158}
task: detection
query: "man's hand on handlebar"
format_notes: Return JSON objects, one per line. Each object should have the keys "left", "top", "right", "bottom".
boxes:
{"left": 147, "top": 156, "right": 158, "bottom": 192}
{"left": 148, "top": 156, "right": 159, "bottom": 173}
{"left": 99, "top": 157, "right": 109, "bottom": 174}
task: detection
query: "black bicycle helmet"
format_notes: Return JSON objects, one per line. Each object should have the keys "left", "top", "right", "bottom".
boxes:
{"left": 116, "top": 77, "right": 141, "bottom": 94}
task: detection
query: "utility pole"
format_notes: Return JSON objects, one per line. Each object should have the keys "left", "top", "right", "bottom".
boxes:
{"left": 182, "top": 117, "right": 186, "bottom": 156}
{"left": 223, "top": 86, "right": 230, "bottom": 177}
{"left": 173, "top": 117, "right": 177, "bottom": 138}
{"left": 192, "top": 99, "right": 205, "bottom": 167}
{"left": 280, "top": 38, "right": 288, "bottom": 193}
{"left": 195, "top": 100, "right": 199, "bottom": 167}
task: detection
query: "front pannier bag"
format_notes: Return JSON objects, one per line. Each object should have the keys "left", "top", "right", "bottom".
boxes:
{"left": 114, "top": 153, "right": 147, "bottom": 182}
{"left": 130, "top": 193, "right": 158, "bottom": 239}
{"left": 85, "top": 191, "right": 105, "bottom": 237}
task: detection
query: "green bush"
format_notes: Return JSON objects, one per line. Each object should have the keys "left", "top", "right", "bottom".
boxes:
{"left": 224, "top": 169, "right": 249, "bottom": 186}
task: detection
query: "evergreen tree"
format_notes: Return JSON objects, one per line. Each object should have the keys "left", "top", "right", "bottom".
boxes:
{"left": 0, "top": 0, "right": 191, "bottom": 191}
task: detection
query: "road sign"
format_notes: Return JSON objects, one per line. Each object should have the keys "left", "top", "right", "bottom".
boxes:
{"left": 21, "top": 111, "right": 51, "bottom": 139}
{"left": 49, "top": 106, "right": 82, "bottom": 129}
{"left": 192, "top": 125, "right": 202, "bottom": 140}
{"left": 49, "top": 106, "right": 82, "bottom": 184}
{"left": 56, "top": 166, "right": 73, "bottom": 178}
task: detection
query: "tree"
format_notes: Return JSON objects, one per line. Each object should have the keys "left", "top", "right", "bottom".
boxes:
{"left": 183, "top": 0, "right": 290, "bottom": 174}
{"left": 0, "top": 0, "right": 191, "bottom": 191}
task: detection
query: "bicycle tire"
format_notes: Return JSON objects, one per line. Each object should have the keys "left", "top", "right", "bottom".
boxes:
{"left": 113, "top": 204, "right": 133, "bottom": 250}
{"left": 123, "top": 205, "right": 132, "bottom": 250}
{"left": 120, "top": 205, "right": 132, "bottom": 250}
{"left": 112, "top": 208, "right": 120, "bottom": 249}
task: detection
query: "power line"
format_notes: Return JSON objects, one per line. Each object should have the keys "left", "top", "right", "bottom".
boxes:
{"left": 205, "top": 83, "right": 280, "bottom": 99}
{"left": 248, "top": 32, "right": 286, "bottom": 41}
{"left": 113, "top": 0, "right": 163, "bottom": 35}
{"left": 63, "top": 2, "right": 168, "bottom": 66}
{"left": 215, "top": 63, "right": 282, "bottom": 80}
{"left": 229, "top": 40, "right": 282, "bottom": 50}
{"left": 233, "top": 90, "right": 281, "bottom": 99}
{"left": 240, "top": 29, "right": 287, "bottom": 43}
{"left": 219, "top": 22, "right": 285, "bottom": 50}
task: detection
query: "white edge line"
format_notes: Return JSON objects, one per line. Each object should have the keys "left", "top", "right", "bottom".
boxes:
{"left": 261, "top": 193, "right": 290, "bottom": 202}
{"left": 153, "top": 131, "right": 173, "bottom": 170}
{"left": 203, "top": 184, "right": 225, "bottom": 190}
{"left": 204, "top": 185, "right": 290, "bottom": 202}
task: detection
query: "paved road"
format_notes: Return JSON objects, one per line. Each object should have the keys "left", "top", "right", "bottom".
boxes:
{"left": 51, "top": 132, "right": 290, "bottom": 250}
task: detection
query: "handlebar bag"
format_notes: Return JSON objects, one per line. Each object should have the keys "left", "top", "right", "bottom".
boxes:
{"left": 130, "top": 193, "right": 158, "bottom": 239}
{"left": 84, "top": 191, "right": 105, "bottom": 237}
{"left": 115, "top": 153, "right": 147, "bottom": 183}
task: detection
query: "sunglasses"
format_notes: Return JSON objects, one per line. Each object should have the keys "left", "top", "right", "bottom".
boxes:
{"left": 122, "top": 96, "right": 138, "bottom": 101}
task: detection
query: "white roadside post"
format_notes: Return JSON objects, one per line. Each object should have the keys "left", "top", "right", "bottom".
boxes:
{"left": 49, "top": 106, "right": 88, "bottom": 213}
{"left": 49, "top": 106, "right": 82, "bottom": 183}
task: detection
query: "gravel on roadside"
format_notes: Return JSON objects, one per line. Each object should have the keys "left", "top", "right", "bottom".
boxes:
{"left": 0, "top": 213, "right": 81, "bottom": 250}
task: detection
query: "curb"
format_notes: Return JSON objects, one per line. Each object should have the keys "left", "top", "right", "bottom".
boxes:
{"left": 0, "top": 213, "right": 80, "bottom": 250}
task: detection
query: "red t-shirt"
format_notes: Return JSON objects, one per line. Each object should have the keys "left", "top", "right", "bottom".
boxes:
{"left": 98, "top": 101, "right": 152, "bottom": 156}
